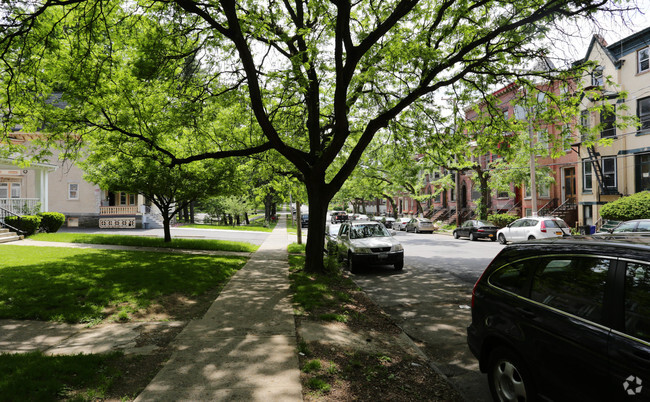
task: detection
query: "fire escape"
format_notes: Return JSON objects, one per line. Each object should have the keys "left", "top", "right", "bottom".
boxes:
{"left": 585, "top": 145, "right": 620, "bottom": 197}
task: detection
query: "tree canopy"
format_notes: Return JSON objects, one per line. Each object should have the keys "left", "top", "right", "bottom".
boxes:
{"left": 0, "top": 0, "right": 631, "bottom": 272}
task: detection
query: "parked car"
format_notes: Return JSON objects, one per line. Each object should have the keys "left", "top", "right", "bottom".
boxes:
{"left": 300, "top": 214, "right": 309, "bottom": 228}
{"left": 351, "top": 213, "right": 369, "bottom": 221}
{"left": 496, "top": 216, "right": 570, "bottom": 244}
{"left": 324, "top": 223, "right": 341, "bottom": 255}
{"left": 453, "top": 220, "right": 498, "bottom": 241}
{"left": 337, "top": 221, "right": 404, "bottom": 273}
{"left": 330, "top": 211, "right": 349, "bottom": 224}
{"left": 395, "top": 217, "right": 411, "bottom": 231}
{"left": 383, "top": 217, "right": 396, "bottom": 229}
{"left": 468, "top": 235, "right": 650, "bottom": 401}
{"left": 607, "top": 219, "right": 650, "bottom": 233}
{"left": 405, "top": 218, "right": 435, "bottom": 233}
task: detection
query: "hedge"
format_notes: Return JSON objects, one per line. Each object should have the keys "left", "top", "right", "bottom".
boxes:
{"left": 38, "top": 212, "right": 66, "bottom": 233}
{"left": 487, "top": 213, "right": 519, "bottom": 228}
{"left": 600, "top": 192, "right": 650, "bottom": 221}
{"left": 4, "top": 215, "right": 41, "bottom": 236}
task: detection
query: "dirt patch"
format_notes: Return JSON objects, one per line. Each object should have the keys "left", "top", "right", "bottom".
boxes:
{"left": 295, "top": 275, "right": 464, "bottom": 401}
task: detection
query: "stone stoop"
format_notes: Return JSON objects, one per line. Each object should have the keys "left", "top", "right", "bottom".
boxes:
{"left": 0, "top": 228, "right": 22, "bottom": 244}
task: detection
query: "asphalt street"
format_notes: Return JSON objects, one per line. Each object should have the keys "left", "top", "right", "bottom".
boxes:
{"left": 350, "top": 231, "right": 505, "bottom": 401}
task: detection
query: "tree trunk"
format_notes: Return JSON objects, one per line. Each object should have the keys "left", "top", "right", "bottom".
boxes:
{"left": 303, "top": 180, "right": 331, "bottom": 274}
{"left": 190, "top": 202, "right": 195, "bottom": 224}
{"left": 475, "top": 167, "right": 491, "bottom": 220}
{"left": 244, "top": 212, "right": 250, "bottom": 225}
{"left": 296, "top": 200, "right": 302, "bottom": 245}
{"left": 384, "top": 195, "right": 398, "bottom": 219}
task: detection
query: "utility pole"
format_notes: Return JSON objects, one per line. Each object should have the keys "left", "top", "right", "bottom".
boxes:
{"left": 528, "top": 103, "right": 538, "bottom": 217}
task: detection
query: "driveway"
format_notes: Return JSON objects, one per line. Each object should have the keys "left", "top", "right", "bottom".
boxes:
{"left": 350, "top": 232, "right": 504, "bottom": 401}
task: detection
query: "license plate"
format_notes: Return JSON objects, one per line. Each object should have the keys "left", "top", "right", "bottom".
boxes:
{"left": 488, "top": 234, "right": 493, "bottom": 237}
{"left": 555, "top": 231, "right": 562, "bottom": 235}
{"left": 378, "top": 253, "right": 388, "bottom": 260}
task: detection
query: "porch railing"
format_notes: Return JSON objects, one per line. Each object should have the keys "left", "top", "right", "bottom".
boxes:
{"left": 0, "top": 205, "right": 24, "bottom": 235}
{"left": 100, "top": 206, "right": 138, "bottom": 215}
{"left": 0, "top": 198, "right": 41, "bottom": 215}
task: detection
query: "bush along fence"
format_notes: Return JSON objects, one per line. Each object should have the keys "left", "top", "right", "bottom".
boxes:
{"left": 4, "top": 212, "right": 66, "bottom": 236}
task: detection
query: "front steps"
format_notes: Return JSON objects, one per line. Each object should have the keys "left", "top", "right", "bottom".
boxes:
{"left": 0, "top": 228, "right": 23, "bottom": 244}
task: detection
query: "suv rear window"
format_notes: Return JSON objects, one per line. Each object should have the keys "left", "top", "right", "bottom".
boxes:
{"left": 544, "top": 219, "right": 569, "bottom": 229}
{"left": 489, "top": 261, "right": 532, "bottom": 296}
{"left": 530, "top": 257, "right": 611, "bottom": 324}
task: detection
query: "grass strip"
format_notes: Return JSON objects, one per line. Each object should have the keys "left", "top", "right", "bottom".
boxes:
{"left": 0, "top": 245, "right": 247, "bottom": 323}
{"left": 0, "top": 351, "right": 123, "bottom": 402}
{"left": 180, "top": 220, "right": 276, "bottom": 232}
{"left": 30, "top": 233, "right": 258, "bottom": 253}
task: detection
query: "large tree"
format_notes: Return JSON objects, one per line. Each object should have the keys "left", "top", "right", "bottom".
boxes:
{"left": 0, "top": 0, "right": 630, "bottom": 273}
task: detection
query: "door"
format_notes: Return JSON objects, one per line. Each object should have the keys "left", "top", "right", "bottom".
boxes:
{"left": 564, "top": 167, "right": 576, "bottom": 202}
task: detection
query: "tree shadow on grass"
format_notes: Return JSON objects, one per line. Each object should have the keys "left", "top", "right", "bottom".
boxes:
{"left": 0, "top": 247, "right": 247, "bottom": 323}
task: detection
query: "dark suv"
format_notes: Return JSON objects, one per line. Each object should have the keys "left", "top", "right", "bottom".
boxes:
{"left": 468, "top": 235, "right": 650, "bottom": 401}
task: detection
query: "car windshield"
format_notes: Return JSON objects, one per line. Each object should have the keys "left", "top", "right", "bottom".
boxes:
{"left": 545, "top": 219, "right": 569, "bottom": 229}
{"left": 350, "top": 224, "right": 390, "bottom": 239}
{"left": 477, "top": 220, "right": 494, "bottom": 226}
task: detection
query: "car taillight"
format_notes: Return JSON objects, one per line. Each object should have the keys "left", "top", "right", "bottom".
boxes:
{"left": 477, "top": 229, "right": 484, "bottom": 232}
{"left": 540, "top": 220, "right": 547, "bottom": 233}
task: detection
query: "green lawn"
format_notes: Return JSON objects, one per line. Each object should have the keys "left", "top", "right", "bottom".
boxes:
{"left": 181, "top": 219, "right": 276, "bottom": 232}
{"left": 30, "top": 233, "right": 258, "bottom": 253}
{"left": 0, "top": 245, "right": 248, "bottom": 323}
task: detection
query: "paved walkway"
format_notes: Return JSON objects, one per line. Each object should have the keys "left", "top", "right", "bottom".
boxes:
{"left": 135, "top": 216, "right": 302, "bottom": 401}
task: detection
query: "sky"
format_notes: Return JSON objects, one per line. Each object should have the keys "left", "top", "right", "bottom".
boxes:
{"left": 545, "top": 1, "right": 649, "bottom": 67}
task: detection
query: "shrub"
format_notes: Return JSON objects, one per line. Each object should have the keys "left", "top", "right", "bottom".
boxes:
{"left": 487, "top": 213, "right": 519, "bottom": 228}
{"left": 600, "top": 191, "right": 650, "bottom": 221}
{"left": 38, "top": 212, "right": 66, "bottom": 233}
{"left": 4, "top": 215, "right": 42, "bottom": 236}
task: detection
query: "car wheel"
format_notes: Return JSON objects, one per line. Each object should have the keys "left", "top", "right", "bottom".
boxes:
{"left": 415, "top": 227, "right": 420, "bottom": 233}
{"left": 487, "top": 347, "right": 534, "bottom": 402}
{"left": 348, "top": 253, "right": 360, "bottom": 274}
{"left": 498, "top": 233, "right": 507, "bottom": 245}
{"left": 469, "top": 232, "right": 476, "bottom": 241}
{"left": 453, "top": 231, "right": 459, "bottom": 239}
{"left": 394, "top": 260, "right": 404, "bottom": 271}
{"left": 528, "top": 235, "right": 535, "bottom": 240}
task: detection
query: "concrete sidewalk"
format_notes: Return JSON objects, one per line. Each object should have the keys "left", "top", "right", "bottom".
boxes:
{"left": 135, "top": 217, "right": 303, "bottom": 401}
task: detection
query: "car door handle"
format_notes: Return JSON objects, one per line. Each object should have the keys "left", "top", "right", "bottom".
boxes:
{"left": 515, "top": 307, "right": 536, "bottom": 319}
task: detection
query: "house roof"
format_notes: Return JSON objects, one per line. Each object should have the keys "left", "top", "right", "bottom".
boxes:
{"left": 575, "top": 26, "right": 650, "bottom": 68}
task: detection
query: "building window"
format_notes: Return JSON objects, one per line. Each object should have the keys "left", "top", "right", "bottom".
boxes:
{"left": 639, "top": 97, "right": 650, "bottom": 133}
{"left": 639, "top": 47, "right": 649, "bottom": 74}
{"left": 592, "top": 66, "right": 604, "bottom": 86}
{"left": 10, "top": 182, "right": 20, "bottom": 198}
{"left": 580, "top": 110, "right": 590, "bottom": 141}
{"left": 0, "top": 183, "right": 8, "bottom": 198}
{"left": 539, "top": 183, "right": 550, "bottom": 198}
{"left": 471, "top": 185, "right": 481, "bottom": 201}
{"left": 602, "top": 156, "right": 617, "bottom": 190}
{"left": 636, "top": 153, "right": 650, "bottom": 192}
{"left": 582, "top": 159, "right": 593, "bottom": 192}
{"left": 600, "top": 106, "right": 616, "bottom": 138}
{"left": 497, "top": 190, "right": 509, "bottom": 198}
{"left": 68, "top": 183, "right": 79, "bottom": 200}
